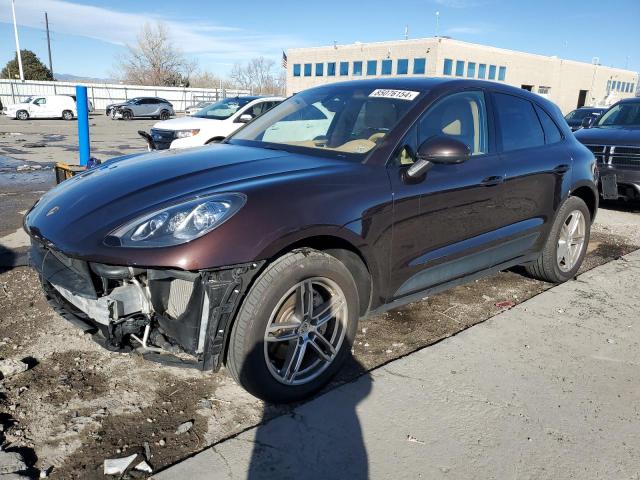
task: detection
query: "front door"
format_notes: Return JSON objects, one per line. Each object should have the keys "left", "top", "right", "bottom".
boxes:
{"left": 30, "top": 98, "right": 48, "bottom": 118}
{"left": 388, "top": 90, "right": 507, "bottom": 300}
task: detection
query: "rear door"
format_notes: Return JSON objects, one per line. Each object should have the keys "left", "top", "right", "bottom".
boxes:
{"left": 491, "top": 92, "right": 569, "bottom": 256}
{"left": 387, "top": 90, "right": 508, "bottom": 299}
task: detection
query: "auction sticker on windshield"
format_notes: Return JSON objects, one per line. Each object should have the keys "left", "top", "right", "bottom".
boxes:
{"left": 369, "top": 89, "right": 420, "bottom": 101}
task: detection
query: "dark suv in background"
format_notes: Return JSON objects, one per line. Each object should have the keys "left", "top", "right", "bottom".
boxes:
{"left": 575, "top": 97, "right": 640, "bottom": 200}
{"left": 564, "top": 107, "right": 606, "bottom": 131}
{"left": 25, "top": 79, "right": 597, "bottom": 402}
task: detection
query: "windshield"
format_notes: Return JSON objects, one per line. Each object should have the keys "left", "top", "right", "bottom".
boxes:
{"left": 596, "top": 103, "right": 640, "bottom": 128}
{"left": 565, "top": 109, "right": 598, "bottom": 121}
{"left": 21, "top": 96, "right": 34, "bottom": 103}
{"left": 193, "top": 97, "right": 254, "bottom": 120}
{"left": 229, "top": 85, "right": 422, "bottom": 157}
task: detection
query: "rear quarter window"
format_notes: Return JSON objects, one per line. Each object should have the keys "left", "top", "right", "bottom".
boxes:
{"left": 494, "top": 93, "right": 545, "bottom": 152}
{"left": 534, "top": 105, "right": 563, "bottom": 144}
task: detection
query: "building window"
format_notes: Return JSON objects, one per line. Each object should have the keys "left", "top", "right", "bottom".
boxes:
{"left": 353, "top": 61, "right": 363, "bottom": 76}
{"left": 340, "top": 61, "right": 349, "bottom": 76}
{"left": 606, "top": 80, "right": 611, "bottom": 92}
{"left": 367, "top": 60, "right": 377, "bottom": 75}
{"left": 443, "top": 58, "right": 453, "bottom": 75}
{"left": 632, "top": 84, "right": 636, "bottom": 94}
{"left": 538, "top": 86, "right": 550, "bottom": 95}
{"left": 467, "top": 62, "right": 476, "bottom": 78}
{"left": 315, "top": 63, "right": 324, "bottom": 76}
{"left": 327, "top": 62, "right": 336, "bottom": 76}
{"left": 455, "top": 60, "right": 464, "bottom": 77}
{"left": 478, "top": 63, "right": 486, "bottom": 79}
{"left": 397, "top": 59, "right": 409, "bottom": 75}
{"left": 304, "top": 63, "right": 312, "bottom": 77}
{"left": 381, "top": 59, "right": 392, "bottom": 75}
{"left": 498, "top": 66, "right": 506, "bottom": 81}
{"left": 413, "top": 58, "right": 426, "bottom": 74}
{"left": 488, "top": 65, "right": 496, "bottom": 80}
{"left": 293, "top": 64, "right": 301, "bottom": 77}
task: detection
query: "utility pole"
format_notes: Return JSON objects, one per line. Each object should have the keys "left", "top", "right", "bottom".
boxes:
{"left": 11, "top": 0, "right": 24, "bottom": 81}
{"left": 45, "top": 12, "right": 54, "bottom": 77}
{"left": 435, "top": 11, "right": 440, "bottom": 37}
{"left": 404, "top": 25, "right": 408, "bottom": 40}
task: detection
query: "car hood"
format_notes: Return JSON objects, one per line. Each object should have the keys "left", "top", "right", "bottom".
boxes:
{"left": 152, "top": 116, "right": 219, "bottom": 130}
{"left": 24, "top": 144, "right": 348, "bottom": 257}
{"left": 574, "top": 127, "right": 640, "bottom": 146}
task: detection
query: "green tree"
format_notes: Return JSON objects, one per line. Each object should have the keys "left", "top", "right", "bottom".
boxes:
{"left": 1, "top": 50, "right": 54, "bottom": 81}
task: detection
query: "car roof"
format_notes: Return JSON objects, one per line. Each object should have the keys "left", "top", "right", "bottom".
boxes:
{"left": 617, "top": 97, "right": 640, "bottom": 104}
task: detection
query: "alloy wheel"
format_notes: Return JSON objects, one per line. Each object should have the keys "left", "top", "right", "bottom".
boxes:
{"left": 264, "top": 277, "right": 348, "bottom": 386}
{"left": 557, "top": 209, "right": 586, "bottom": 272}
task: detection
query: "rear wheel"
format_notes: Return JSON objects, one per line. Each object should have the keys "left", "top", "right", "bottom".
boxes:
{"left": 525, "top": 196, "right": 591, "bottom": 283}
{"left": 227, "top": 249, "right": 359, "bottom": 403}
{"left": 62, "top": 110, "right": 74, "bottom": 120}
{"left": 159, "top": 110, "right": 170, "bottom": 120}
{"left": 16, "top": 110, "right": 29, "bottom": 120}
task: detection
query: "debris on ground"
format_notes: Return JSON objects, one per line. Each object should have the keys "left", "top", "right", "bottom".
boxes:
{"left": 406, "top": 434, "right": 425, "bottom": 445}
{"left": 103, "top": 453, "right": 137, "bottom": 475}
{"left": 134, "top": 460, "right": 153, "bottom": 473}
{"left": 175, "top": 421, "right": 193, "bottom": 435}
{"left": 0, "top": 450, "right": 27, "bottom": 474}
{"left": 0, "top": 358, "right": 29, "bottom": 379}
{"left": 494, "top": 300, "right": 516, "bottom": 309}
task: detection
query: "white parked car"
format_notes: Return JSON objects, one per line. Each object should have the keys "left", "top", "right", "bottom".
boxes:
{"left": 184, "top": 101, "right": 213, "bottom": 116}
{"left": 4, "top": 95, "right": 77, "bottom": 120}
{"left": 149, "top": 96, "right": 284, "bottom": 150}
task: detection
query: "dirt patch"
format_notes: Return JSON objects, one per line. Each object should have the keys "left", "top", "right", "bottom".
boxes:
{"left": 0, "top": 228, "right": 637, "bottom": 478}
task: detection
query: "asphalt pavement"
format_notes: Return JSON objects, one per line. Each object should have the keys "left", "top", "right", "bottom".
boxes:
{"left": 155, "top": 250, "right": 640, "bottom": 480}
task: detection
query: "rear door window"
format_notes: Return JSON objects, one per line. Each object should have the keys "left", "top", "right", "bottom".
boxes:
{"left": 494, "top": 93, "right": 545, "bottom": 151}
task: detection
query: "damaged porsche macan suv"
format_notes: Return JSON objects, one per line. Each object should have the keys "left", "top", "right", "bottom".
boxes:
{"left": 25, "top": 79, "right": 598, "bottom": 402}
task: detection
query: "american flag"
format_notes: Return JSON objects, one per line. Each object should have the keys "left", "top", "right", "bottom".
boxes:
{"left": 281, "top": 51, "right": 288, "bottom": 69}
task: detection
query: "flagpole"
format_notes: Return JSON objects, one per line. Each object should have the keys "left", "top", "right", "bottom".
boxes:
{"left": 11, "top": 0, "right": 24, "bottom": 81}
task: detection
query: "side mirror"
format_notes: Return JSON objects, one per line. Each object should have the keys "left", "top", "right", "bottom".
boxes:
{"left": 581, "top": 116, "right": 595, "bottom": 129}
{"left": 407, "top": 136, "right": 471, "bottom": 178}
{"left": 237, "top": 114, "right": 253, "bottom": 123}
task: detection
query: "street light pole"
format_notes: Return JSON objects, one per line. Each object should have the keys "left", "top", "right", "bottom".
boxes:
{"left": 11, "top": 0, "right": 24, "bottom": 81}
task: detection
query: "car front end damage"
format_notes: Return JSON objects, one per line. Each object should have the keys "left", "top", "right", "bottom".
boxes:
{"left": 31, "top": 239, "right": 264, "bottom": 370}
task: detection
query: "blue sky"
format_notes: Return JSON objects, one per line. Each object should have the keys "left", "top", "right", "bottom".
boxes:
{"left": 1, "top": 0, "right": 639, "bottom": 79}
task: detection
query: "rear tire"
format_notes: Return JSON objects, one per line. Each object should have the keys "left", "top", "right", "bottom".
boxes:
{"left": 62, "top": 110, "right": 74, "bottom": 120}
{"left": 525, "top": 196, "right": 591, "bottom": 283}
{"left": 16, "top": 110, "right": 29, "bottom": 120}
{"left": 227, "top": 249, "right": 359, "bottom": 403}
{"left": 159, "top": 110, "right": 170, "bottom": 120}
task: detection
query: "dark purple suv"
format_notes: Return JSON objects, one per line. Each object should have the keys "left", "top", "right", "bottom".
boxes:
{"left": 25, "top": 79, "right": 597, "bottom": 402}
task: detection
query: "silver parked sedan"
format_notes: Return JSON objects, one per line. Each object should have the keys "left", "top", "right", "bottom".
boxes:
{"left": 106, "top": 97, "right": 175, "bottom": 120}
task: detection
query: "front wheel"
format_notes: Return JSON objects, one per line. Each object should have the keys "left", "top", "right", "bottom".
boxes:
{"left": 525, "top": 196, "right": 591, "bottom": 283}
{"left": 121, "top": 110, "right": 133, "bottom": 120}
{"left": 16, "top": 110, "right": 29, "bottom": 120}
{"left": 227, "top": 249, "right": 359, "bottom": 403}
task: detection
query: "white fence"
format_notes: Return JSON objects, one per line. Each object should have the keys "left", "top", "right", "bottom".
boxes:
{"left": 0, "top": 79, "right": 251, "bottom": 112}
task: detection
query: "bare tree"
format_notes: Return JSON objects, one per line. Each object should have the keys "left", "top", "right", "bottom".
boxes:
{"left": 115, "top": 22, "right": 197, "bottom": 86}
{"left": 229, "top": 57, "right": 285, "bottom": 95}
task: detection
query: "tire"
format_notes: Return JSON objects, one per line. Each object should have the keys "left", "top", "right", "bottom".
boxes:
{"left": 121, "top": 110, "right": 133, "bottom": 120}
{"left": 525, "top": 196, "right": 591, "bottom": 283}
{"left": 228, "top": 249, "right": 360, "bottom": 403}
{"left": 159, "top": 110, "right": 170, "bottom": 120}
{"left": 62, "top": 110, "right": 74, "bottom": 120}
{"left": 16, "top": 110, "right": 29, "bottom": 120}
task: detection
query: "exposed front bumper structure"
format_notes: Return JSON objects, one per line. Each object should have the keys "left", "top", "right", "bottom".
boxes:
{"left": 30, "top": 239, "right": 264, "bottom": 371}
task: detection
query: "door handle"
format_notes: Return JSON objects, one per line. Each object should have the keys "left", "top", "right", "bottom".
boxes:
{"left": 553, "top": 164, "right": 570, "bottom": 174}
{"left": 480, "top": 175, "right": 504, "bottom": 186}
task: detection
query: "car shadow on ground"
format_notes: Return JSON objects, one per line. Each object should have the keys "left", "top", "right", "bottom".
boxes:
{"left": 244, "top": 347, "right": 372, "bottom": 480}
{"left": 600, "top": 198, "right": 640, "bottom": 213}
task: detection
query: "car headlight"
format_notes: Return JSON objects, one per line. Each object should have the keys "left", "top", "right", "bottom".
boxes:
{"left": 105, "top": 193, "right": 246, "bottom": 247}
{"left": 175, "top": 129, "right": 200, "bottom": 138}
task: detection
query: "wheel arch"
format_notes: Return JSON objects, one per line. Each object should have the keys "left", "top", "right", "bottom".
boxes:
{"left": 570, "top": 182, "right": 598, "bottom": 222}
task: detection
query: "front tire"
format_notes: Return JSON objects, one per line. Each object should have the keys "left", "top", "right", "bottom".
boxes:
{"left": 16, "top": 110, "right": 29, "bottom": 120}
{"left": 227, "top": 249, "right": 359, "bottom": 403}
{"left": 525, "top": 196, "right": 591, "bottom": 283}
{"left": 121, "top": 110, "right": 133, "bottom": 120}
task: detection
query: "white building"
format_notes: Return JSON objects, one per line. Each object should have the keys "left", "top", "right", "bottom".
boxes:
{"left": 286, "top": 37, "right": 638, "bottom": 114}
